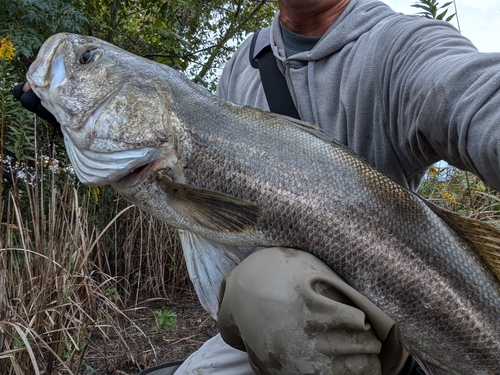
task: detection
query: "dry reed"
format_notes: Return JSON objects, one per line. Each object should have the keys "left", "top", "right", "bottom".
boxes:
{"left": 0, "top": 156, "right": 190, "bottom": 374}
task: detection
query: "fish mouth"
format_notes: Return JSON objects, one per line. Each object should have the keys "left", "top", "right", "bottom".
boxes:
{"left": 63, "top": 130, "right": 160, "bottom": 187}
{"left": 114, "top": 161, "right": 156, "bottom": 188}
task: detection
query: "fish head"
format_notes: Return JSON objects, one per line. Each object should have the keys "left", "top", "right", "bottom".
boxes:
{"left": 27, "top": 33, "right": 182, "bottom": 188}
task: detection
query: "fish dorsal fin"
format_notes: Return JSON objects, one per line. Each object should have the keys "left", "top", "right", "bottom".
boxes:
{"left": 178, "top": 229, "right": 245, "bottom": 319}
{"left": 156, "top": 172, "right": 264, "bottom": 234}
{"left": 275, "top": 113, "right": 321, "bottom": 131}
{"left": 423, "top": 200, "right": 500, "bottom": 280}
{"left": 276, "top": 113, "right": 370, "bottom": 160}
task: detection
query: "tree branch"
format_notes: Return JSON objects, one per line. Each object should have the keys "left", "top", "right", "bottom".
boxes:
{"left": 192, "top": 0, "right": 270, "bottom": 84}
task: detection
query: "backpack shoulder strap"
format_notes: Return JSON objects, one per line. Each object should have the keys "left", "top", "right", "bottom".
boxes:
{"left": 249, "top": 30, "right": 300, "bottom": 119}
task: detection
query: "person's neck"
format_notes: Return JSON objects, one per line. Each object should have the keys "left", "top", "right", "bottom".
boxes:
{"left": 278, "top": 0, "right": 351, "bottom": 37}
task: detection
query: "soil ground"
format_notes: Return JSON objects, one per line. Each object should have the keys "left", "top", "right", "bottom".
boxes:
{"left": 82, "top": 292, "right": 218, "bottom": 375}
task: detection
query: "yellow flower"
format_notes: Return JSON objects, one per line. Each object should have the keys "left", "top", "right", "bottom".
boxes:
{"left": 428, "top": 165, "right": 438, "bottom": 177}
{"left": 92, "top": 186, "right": 101, "bottom": 204}
{"left": 0, "top": 36, "right": 15, "bottom": 61}
{"left": 441, "top": 192, "right": 457, "bottom": 208}
{"left": 428, "top": 165, "right": 445, "bottom": 178}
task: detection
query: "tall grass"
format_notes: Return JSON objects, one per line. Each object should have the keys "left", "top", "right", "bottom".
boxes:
{"left": 418, "top": 165, "right": 500, "bottom": 226}
{"left": 0, "top": 156, "right": 189, "bottom": 374}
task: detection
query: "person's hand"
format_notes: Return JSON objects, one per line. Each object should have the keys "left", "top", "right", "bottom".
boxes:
{"left": 12, "top": 82, "right": 61, "bottom": 134}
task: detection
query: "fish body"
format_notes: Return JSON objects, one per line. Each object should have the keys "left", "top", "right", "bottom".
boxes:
{"left": 27, "top": 33, "right": 500, "bottom": 375}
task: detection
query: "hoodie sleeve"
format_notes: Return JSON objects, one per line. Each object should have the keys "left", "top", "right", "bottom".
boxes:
{"left": 378, "top": 16, "right": 500, "bottom": 191}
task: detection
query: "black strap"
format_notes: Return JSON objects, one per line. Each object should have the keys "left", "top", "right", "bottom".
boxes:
{"left": 250, "top": 31, "right": 300, "bottom": 119}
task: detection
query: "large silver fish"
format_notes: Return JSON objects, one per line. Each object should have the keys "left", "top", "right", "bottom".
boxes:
{"left": 27, "top": 33, "right": 500, "bottom": 375}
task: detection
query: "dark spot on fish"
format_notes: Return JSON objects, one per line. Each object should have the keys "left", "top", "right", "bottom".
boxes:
{"left": 267, "top": 352, "right": 284, "bottom": 371}
{"left": 279, "top": 248, "right": 300, "bottom": 259}
{"left": 304, "top": 321, "right": 317, "bottom": 339}
{"left": 246, "top": 346, "right": 267, "bottom": 374}
{"left": 228, "top": 324, "right": 241, "bottom": 338}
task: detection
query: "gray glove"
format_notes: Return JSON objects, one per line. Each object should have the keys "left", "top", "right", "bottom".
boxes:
{"left": 218, "top": 247, "right": 407, "bottom": 375}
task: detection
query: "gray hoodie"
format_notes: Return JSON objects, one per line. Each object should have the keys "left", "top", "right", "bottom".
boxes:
{"left": 216, "top": 0, "right": 500, "bottom": 192}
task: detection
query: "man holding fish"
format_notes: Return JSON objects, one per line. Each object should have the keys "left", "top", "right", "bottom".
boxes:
{"left": 14, "top": 0, "right": 500, "bottom": 374}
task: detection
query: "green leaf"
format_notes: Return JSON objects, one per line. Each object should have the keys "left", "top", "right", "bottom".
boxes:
{"left": 412, "top": 0, "right": 455, "bottom": 21}
{"left": 445, "top": 14, "right": 456, "bottom": 22}
{"left": 436, "top": 9, "right": 449, "bottom": 20}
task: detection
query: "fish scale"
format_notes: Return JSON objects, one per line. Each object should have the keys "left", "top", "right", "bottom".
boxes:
{"left": 27, "top": 33, "right": 500, "bottom": 375}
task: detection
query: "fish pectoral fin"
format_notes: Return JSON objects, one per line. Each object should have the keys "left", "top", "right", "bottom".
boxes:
{"left": 423, "top": 200, "right": 500, "bottom": 281}
{"left": 413, "top": 355, "right": 460, "bottom": 375}
{"left": 178, "top": 229, "right": 245, "bottom": 320}
{"left": 156, "top": 172, "right": 264, "bottom": 234}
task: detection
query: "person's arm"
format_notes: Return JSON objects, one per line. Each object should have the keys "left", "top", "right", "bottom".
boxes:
{"left": 379, "top": 17, "right": 500, "bottom": 190}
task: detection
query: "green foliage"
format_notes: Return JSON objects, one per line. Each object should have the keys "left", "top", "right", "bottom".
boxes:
{"left": 60, "top": 333, "right": 86, "bottom": 361}
{"left": 1, "top": 0, "right": 88, "bottom": 64}
{"left": 105, "top": 287, "right": 121, "bottom": 302}
{"left": 12, "top": 331, "right": 35, "bottom": 348}
{"left": 411, "top": 0, "right": 456, "bottom": 22}
{"left": 0, "top": 0, "right": 87, "bottom": 194}
{"left": 154, "top": 309, "right": 178, "bottom": 331}
{"left": 77, "top": 0, "right": 277, "bottom": 89}
{"left": 0, "top": 42, "right": 36, "bottom": 195}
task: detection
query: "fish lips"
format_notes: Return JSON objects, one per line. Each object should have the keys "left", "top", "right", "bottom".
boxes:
{"left": 63, "top": 133, "right": 159, "bottom": 187}
{"left": 28, "top": 33, "right": 67, "bottom": 89}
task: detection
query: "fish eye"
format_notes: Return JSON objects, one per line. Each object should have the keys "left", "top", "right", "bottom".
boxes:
{"left": 79, "top": 49, "right": 101, "bottom": 64}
